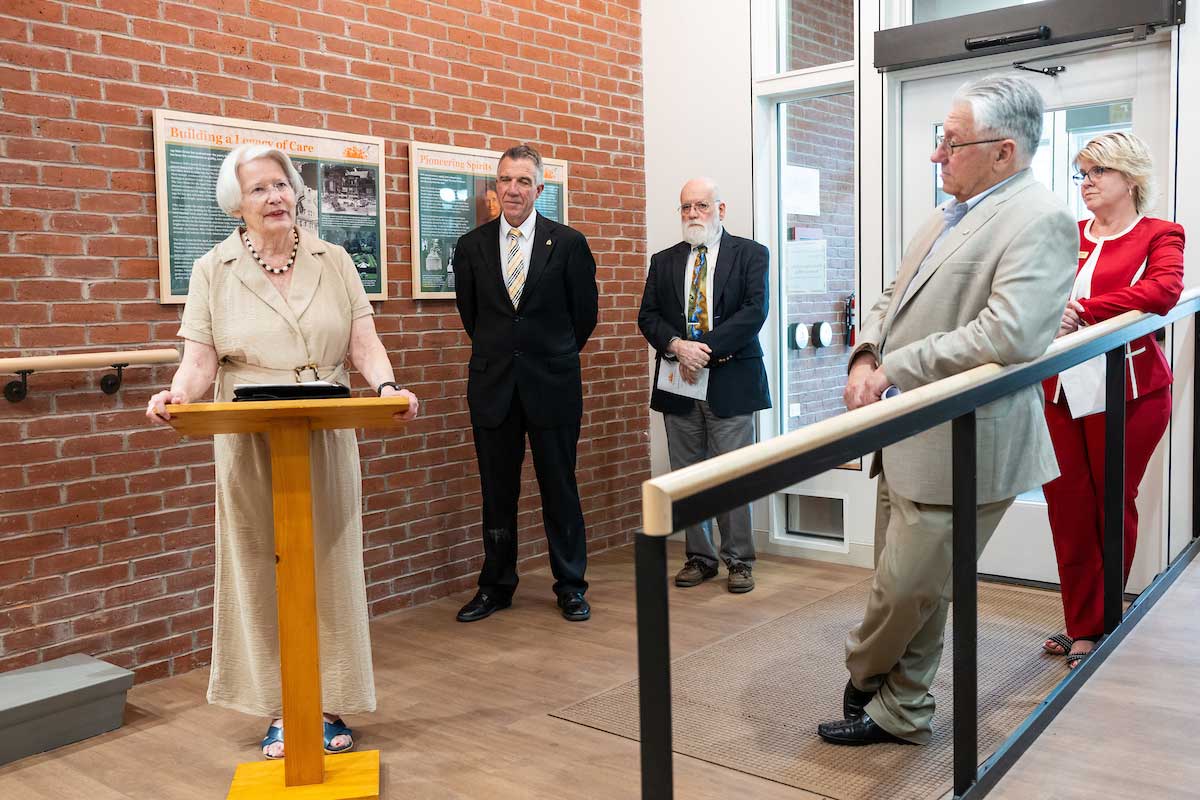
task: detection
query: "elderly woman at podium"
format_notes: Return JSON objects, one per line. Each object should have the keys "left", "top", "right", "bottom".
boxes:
{"left": 146, "top": 143, "right": 418, "bottom": 759}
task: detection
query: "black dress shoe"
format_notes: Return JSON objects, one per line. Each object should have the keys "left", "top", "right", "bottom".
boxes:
{"left": 456, "top": 590, "right": 511, "bottom": 622}
{"left": 557, "top": 592, "right": 590, "bottom": 622}
{"left": 817, "top": 713, "right": 914, "bottom": 746}
{"left": 843, "top": 679, "right": 875, "bottom": 720}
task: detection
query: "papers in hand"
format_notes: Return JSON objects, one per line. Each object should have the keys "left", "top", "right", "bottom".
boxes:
{"left": 657, "top": 359, "right": 709, "bottom": 400}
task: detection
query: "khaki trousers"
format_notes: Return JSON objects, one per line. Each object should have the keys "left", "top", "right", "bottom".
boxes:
{"left": 845, "top": 474, "right": 1013, "bottom": 744}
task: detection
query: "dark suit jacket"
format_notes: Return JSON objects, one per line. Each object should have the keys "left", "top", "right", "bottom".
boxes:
{"left": 454, "top": 213, "right": 599, "bottom": 429}
{"left": 638, "top": 230, "right": 771, "bottom": 418}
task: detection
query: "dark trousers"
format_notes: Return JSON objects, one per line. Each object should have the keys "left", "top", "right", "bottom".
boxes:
{"left": 471, "top": 391, "right": 588, "bottom": 598}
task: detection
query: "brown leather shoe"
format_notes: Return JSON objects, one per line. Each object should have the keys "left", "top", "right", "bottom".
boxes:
{"left": 727, "top": 563, "right": 755, "bottom": 593}
{"left": 674, "top": 558, "right": 718, "bottom": 587}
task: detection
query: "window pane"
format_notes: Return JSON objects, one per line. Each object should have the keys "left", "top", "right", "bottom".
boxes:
{"left": 778, "top": 92, "right": 855, "bottom": 433}
{"left": 912, "top": 0, "right": 1046, "bottom": 25}
{"left": 782, "top": 0, "right": 854, "bottom": 72}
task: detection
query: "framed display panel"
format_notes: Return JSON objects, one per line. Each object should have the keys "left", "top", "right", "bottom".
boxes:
{"left": 153, "top": 109, "right": 387, "bottom": 304}
{"left": 409, "top": 141, "right": 569, "bottom": 300}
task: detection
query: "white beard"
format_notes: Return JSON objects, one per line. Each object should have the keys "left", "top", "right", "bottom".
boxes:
{"left": 682, "top": 218, "right": 719, "bottom": 246}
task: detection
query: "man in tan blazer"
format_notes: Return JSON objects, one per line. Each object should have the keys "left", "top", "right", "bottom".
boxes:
{"left": 817, "top": 75, "right": 1078, "bottom": 746}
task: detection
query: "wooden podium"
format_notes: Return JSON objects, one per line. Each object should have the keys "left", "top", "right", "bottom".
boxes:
{"left": 167, "top": 396, "right": 409, "bottom": 800}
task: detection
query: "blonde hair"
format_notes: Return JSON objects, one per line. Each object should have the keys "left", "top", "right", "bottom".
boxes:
{"left": 214, "top": 144, "right": 306, "bottom": 217}
{"left": 1074, "top": 131, "right": 1156, "bottom": 215}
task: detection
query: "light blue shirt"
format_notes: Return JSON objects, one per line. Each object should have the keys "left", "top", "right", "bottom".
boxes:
{"left": 900, "top": 170, "right": 1024, "bottom": 307}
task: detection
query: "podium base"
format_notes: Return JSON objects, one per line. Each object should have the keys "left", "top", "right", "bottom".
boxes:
{"left": 226, "top": 750, "right": 380, "bottom": 799}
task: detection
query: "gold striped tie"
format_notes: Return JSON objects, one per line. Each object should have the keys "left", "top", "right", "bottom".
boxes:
{"left": 505, "top": 229, "right": 525, "bottom": 308}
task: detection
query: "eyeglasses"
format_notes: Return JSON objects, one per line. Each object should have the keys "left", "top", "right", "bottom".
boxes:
{"left": 249, "top": 181, "right": 293, "bottom": 197}
{"left": 678, "top": 201, "right": 715, "bottom": 215}
{"left": 1071, "top": 166, "right": 1110, "bottom": 185}
{"left": 934, "top": 135, "right": 1006, "bottom": 153}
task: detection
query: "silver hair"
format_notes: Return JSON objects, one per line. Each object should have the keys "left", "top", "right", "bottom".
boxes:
{"left": 214, "top": 144, "right": 306, "bottom": 217}
{"left": 951, "top": 75, "right": 1044, "bottom": 163}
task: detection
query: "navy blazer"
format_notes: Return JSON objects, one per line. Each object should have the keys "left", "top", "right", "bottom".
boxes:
{"left": 638, "top": 230, "right": 771, "bottom": 418}
{"left": 454, "top": 214, "right": 599, "bottom": 429}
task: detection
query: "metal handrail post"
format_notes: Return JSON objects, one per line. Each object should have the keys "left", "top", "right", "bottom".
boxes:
{"left": 951, "top": 411, "right": 978, "bottom": 797}
{"left": 1103, "top": 347, "right": 1127, "bottom": 633}
{"left": 1193, "top": 319, "right": 1199, "bottom": 541}
{"left": 635, "top": 533, "right": 673, "bottom": 798}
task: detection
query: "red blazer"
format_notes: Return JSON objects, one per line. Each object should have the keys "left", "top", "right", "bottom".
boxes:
{"left": 1045, "top": 217, "right": 1185, "bottom": 403}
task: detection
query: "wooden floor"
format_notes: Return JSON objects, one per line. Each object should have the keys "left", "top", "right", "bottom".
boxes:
{"left": 9, "top": 542, "right": 1193, "bottom": 800}
{"left": 0, "top": 542, "right": 869, "bottom": 800}
{"left": 989, "top": 555, "right": 1200, "bottom": 800}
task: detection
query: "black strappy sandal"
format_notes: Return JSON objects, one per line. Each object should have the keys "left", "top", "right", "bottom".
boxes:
{"left": 1043, "top": 632, "right": 1073, "bottom": 656}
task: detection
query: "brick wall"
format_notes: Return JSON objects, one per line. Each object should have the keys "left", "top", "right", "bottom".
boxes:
{"left": 783, "top": 0, "right": 854, "bottom": 430}
{"left": 0, "top": 0, "right": 647, "bottom": 682}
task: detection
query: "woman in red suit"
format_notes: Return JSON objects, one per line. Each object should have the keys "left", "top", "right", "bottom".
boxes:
{"left": 1042, "top": 131, "right": 1185, "bottom": 668}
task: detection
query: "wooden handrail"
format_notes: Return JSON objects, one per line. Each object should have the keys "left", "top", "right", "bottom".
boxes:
{"left": 642, "top": 286, "right": 1200, "bottom": 535}
{"left": 0, "top": 348, "right": 179, "bottom": 373}
{"left": 1, "top": 347, "right": 180, "bottom": 402}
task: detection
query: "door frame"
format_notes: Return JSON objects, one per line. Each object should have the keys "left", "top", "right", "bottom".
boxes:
{"left": 882, "top": 30, "right": 1182, "bottom": 588}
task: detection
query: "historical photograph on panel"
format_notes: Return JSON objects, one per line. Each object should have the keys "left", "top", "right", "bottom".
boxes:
{"left": 321, "top": 164, "right": 379, "bottom": 217}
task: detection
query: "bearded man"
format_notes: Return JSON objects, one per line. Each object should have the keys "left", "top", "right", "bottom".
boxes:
{"left": 636, "top": 177, "right": 772, "bottom": 593}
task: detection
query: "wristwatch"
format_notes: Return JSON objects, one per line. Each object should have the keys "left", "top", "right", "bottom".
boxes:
{"left": 376, "top": 381, "right": 401, "bottom": 396}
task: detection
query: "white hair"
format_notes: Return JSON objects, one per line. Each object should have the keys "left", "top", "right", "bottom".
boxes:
{"left": 952, "top": 74, "right": 1044, "bottom": 164}
{"left": 214, "top": 144, "right": 306, "bottom": 217}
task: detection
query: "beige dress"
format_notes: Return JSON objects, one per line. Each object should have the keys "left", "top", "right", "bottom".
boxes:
{"left": 179, "top": 229, "right": 376, "bottom": 717}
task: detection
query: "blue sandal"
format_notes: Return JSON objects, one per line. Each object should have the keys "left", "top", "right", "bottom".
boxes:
{"left": 323, "top": 718, "right": 354, "bottom": 754}
{"left": 261, "top": 723, "right": 284, "bottom": 759}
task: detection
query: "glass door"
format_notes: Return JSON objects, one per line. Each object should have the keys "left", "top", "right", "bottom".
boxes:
{"left": 897, "top": 40, "right": 1172, "bottom": 589}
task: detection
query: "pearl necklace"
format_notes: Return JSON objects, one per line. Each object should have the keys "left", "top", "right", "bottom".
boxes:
{"left": 242, "top": 227, "right": 298, "bottom": 274}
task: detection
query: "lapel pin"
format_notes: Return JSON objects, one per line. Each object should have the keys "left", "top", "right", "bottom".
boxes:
{"left": 545, "top": 239, "right": 552, "bottom": 246}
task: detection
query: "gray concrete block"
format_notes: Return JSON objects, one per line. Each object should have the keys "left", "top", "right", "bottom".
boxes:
{"left": 0, "top": 653, "right": 134, "bottom": 766}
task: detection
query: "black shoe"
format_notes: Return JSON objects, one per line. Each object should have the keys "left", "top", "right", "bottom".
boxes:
{"left": 817, "top": 713, "right": 914, "bottom": 746}
{"left": 456, "top": 590, "right": 511, "bottom": 622}
{"left": 843, "top": 679, "right": 875, "bottom": 720}
{"left": 557, "top": 592, "right": 590, "bottom": 622}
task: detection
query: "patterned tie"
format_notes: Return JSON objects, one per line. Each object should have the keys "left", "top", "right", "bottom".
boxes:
{"left": 686, "top": 245, "right": 708, "bottom": 340}
{"left": 505, "top": 228, "right": 525, "bottom": 308}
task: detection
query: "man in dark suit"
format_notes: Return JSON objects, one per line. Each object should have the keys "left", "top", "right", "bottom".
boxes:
{"left": 453, "top": 144, "right": 599, "bottom": 623}
{"left": 637, "top": 177, "right": 771, "bottom": 593}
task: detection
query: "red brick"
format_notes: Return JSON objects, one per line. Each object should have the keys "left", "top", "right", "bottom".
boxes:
{"left": 31, "top": 502, "right": 102, "bottom": 531}
{"left": 0, "top": 209, "right": 45, "bottom": 231}
{"left": 31, "top": 22, "right": 98, "bottom": 52}
{"left": 103, "top": 577, "right": 164, "bottom": 606}
{"left": 34, "top": 548, "right": 101, "bottom": 578}
{"left": 0, "top": 43, "right": 68, "bottom": 71}
{"left": 3, "top": 91, "right": 71, "bottom": 116}
{"left": 72, "top": 606, "right": 135, "bottom": 636}
{"left": 38, "top": 118, "right": 104, "bottom": 142}
{"left": 0, "top": 576, "right": 65, "bottom": 607}
{"left": 3, "top": 622, "right": 71, "bottom": 653}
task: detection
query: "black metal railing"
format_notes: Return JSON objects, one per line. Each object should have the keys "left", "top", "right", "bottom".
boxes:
{"left": 635, "top": 287, "right": 1200, "bottom": 799}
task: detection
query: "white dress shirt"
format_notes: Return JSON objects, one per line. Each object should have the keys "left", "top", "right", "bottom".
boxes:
{"left": 499, "top": 209, "right": 538, "bottom": 278}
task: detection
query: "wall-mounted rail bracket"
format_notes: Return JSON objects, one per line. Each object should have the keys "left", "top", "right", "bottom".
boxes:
{"left": 100, "top": 364, "right": 128, "bottom": 395}
{"left": 4, "top": 371, "right": 32, "bottom": 403}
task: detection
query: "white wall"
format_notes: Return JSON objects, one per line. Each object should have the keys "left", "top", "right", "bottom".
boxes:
{"left": 641, "top": 1, "right": 755, "bottom": 478}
